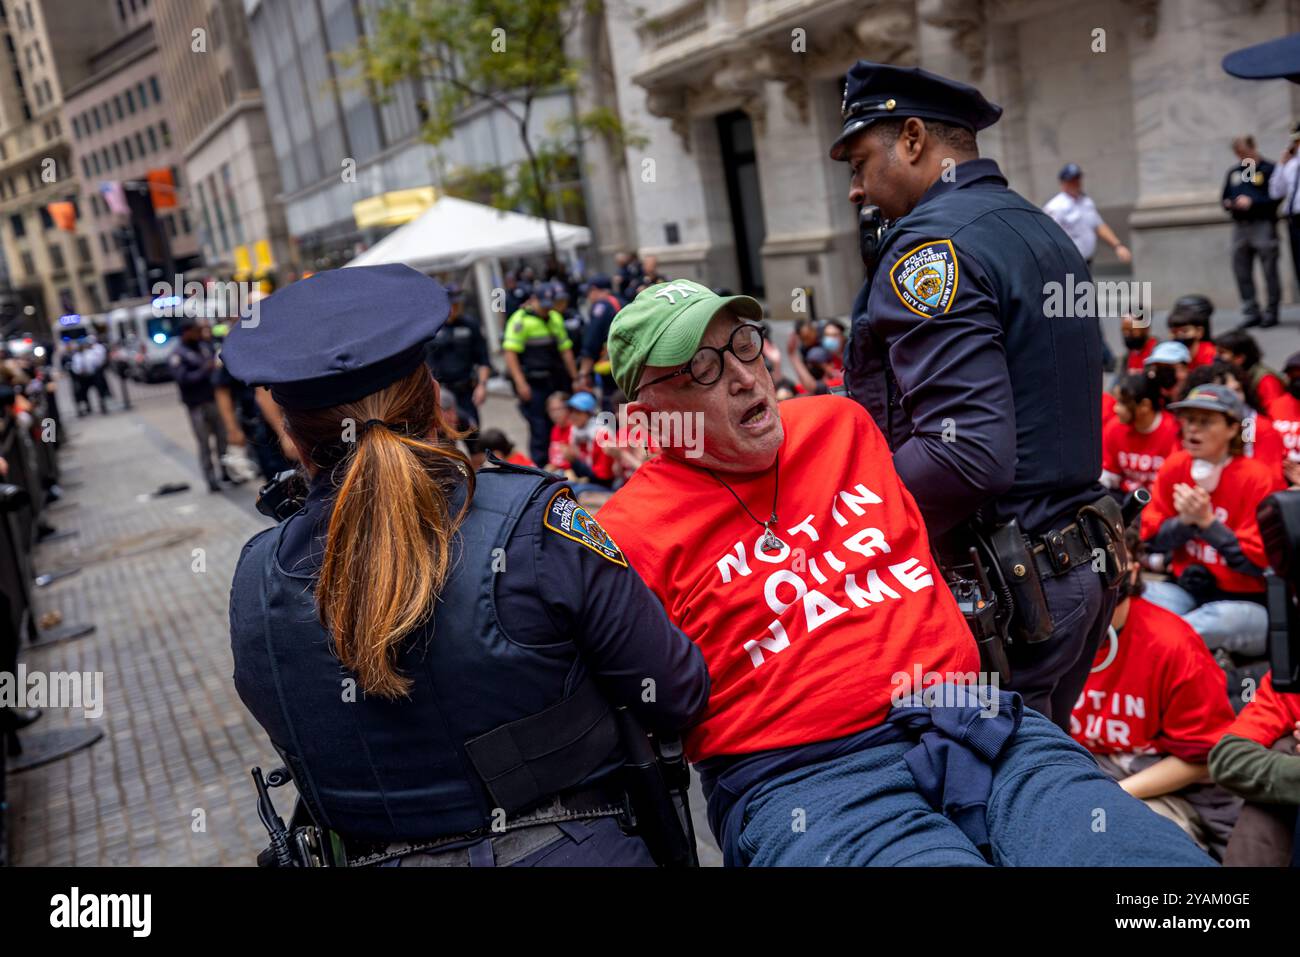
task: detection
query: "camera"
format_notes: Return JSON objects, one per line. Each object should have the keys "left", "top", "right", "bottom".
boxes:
{"left": 1258, "top": 489, "right": 1300, "bottom": 691}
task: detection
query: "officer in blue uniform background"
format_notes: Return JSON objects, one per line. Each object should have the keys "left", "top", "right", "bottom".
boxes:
{"left": 831, "top": 62, "right": 1121, "bottom": 731}
{"left": 220, "top": 263, "right": 709, "bottom": 866}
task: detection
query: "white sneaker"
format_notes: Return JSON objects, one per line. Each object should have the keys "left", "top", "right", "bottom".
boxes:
{"left": 221, "top": 448, "right": 259, "bottom": 484}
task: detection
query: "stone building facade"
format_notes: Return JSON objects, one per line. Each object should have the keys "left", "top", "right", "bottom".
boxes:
{"left": 577, "top": 0, "right": 1300, "bottom": 320}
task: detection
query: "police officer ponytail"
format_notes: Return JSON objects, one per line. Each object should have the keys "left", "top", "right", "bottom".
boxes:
{"left": 280, "top": 366, "right": 474, "bottom": 699}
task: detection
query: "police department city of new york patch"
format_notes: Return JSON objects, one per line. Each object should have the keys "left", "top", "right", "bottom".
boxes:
{"left": 544, "top": 489, "right": 628, "bottom": 566}
{"left": 889, "top": 239, "right": 959, "bottom": 318}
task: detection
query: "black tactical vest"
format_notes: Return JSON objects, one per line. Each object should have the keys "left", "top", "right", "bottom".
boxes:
{"left": 230, "top": 469, "right": 624, "bottom": 842}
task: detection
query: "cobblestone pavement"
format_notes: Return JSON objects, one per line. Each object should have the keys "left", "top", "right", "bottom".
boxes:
{"left": 7, "top": 379, "right": 721, "bottom": 866}
{"left": 9, "top": 383, "right": 279, "bottom": 866}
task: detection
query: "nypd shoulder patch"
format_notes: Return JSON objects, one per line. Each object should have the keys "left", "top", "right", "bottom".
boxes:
{"left": 543, "top": 489, "right": 627, "bottom": 566}
{"left": 889, "top": 239, "right": 960, "bottom": 318}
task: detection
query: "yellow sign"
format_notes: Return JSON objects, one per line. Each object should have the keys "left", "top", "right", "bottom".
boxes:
{"left": 233, "top": 245, "right": 252, "bottom": 280}
{"left": 253, "top": 239, "right": 274, "bottom": 273}
{"left": 352, "top": 187, "right": 437, "bottom": 229}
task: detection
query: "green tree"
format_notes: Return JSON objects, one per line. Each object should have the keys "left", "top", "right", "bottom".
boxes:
{"left": 341, "top": 0, "right": 641, "bottom": 263}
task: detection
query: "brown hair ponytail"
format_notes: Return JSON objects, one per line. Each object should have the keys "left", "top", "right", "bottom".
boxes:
{"left": 280, "top": 366, "right": 474, "bottom": 699}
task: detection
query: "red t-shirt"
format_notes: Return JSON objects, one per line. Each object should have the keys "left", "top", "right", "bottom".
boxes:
{"left": 1140, "top": 450, "right": 1283, "bottom": 594}
{"left": 1255, "top": 373, "right": 1286, "bottom": 408}
{"left": 1187, "top": 340, "right": 1217, "bottom": 370}
{"left": 597, "top": 395, "right": 978, "bottom": 761}
{"left": 1125, "top": 339, "right": 1156, "bottom": 373}
{"left": 1225, "top": 672, "right": 1300, "bottom": 747}
{"left": 1101, "top": 412, "right": 1180, "bottom": 492}
{"left": 1265, "top": 393, "right": 1300, "bottom": 465}
{"left": 1069, "top": 598, "right": 1234, "bottom": 761}
{"left": 550, "top": 423, "right": 614, "bottom": 480}
{"left": 1102, "top": 391, "right": 1117, "bottom": 423}
{"left": 1245, "top": 413, "right": 1285, "bottom": 474}
{"left": 506, "top": 451, "right": 536, "bottom": 467}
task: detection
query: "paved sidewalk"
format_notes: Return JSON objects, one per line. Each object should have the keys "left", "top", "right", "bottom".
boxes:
{"left": 8, "top": 389, "right": 279, "bottom": 866}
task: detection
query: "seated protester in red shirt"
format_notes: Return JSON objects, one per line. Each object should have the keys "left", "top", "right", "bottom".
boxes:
{"left": 1101, "top": 387, "right": 1117, "bottom": 424}
{"left": 476, "top": 428, "right": 536, "bottom": 469}
{"left": 1143, "top": 340, "right": 1192, "bottom": 407}
{"left": 1215, "top": 330, "right": 1287, "bottom": 410}
{"left": 1070, "top": 530, "right": 1239, "bottom": 859}
{"left": 1165, "top": 294, "right": 1217, "bottom": 370}
{"left": 1265, "top": 350, "right": 1300, "bottom": 489}
{"left": 1182, "top": 361, "right": 1287, "bottom": 480}
{"left": 595, "top": 278, "right": 1212, "bottom": 867}
{"left": 1100, "top": 373, "right": 1180, "bottom": 494}
{"left": 1121, "top": 312, "right": 1156, "bottom": 373}
{"left": 555, "top": 391, "right": 616, "bottom": 491}
{"left": 545, "top": 390, "right": 571, "bottom": 471}
{"left": 1140, "top": 384, "right": 1284, "bottom": 658}
{"left": 789, "top": 346, "right": 843, "bottom": 395}
{"left": 1209, "top": 671, "right": 1300, "bottom": 866}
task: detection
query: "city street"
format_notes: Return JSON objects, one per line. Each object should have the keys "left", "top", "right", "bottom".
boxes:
{"left": 5, "top": 377, "right": 722, "bottom": 866}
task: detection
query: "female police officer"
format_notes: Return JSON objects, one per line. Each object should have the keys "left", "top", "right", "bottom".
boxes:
{"left": 221, "top": 264, "right": 709, "bottom": 866}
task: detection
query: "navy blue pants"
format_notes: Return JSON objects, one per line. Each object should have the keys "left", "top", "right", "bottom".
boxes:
{"left": 1008, "top": 563, "right": 1116, "bottom": 731}
{"left": 519, "top": 387, "right": 555, "bottom": 468}
{"left": 734, "top": 708, "right": 1215, "bottom": 866}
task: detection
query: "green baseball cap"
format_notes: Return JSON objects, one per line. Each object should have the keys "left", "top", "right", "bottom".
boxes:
{"left": 608, "top": 279, "right": 764, "bottom": 400}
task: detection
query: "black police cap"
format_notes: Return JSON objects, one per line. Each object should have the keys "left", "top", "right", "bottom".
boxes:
{"left": 219, "top": 263, "right": 449, "bottom": 410}
{"left": 829, "top": 61, "right": 1003, "bottom": 161}
{"left": 1223, "top": 33, "right": 1300, "bottom": 83}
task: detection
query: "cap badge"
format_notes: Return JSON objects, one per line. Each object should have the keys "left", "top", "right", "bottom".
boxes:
{"left": 885, "top": 98, "right": 897, "bottom": 110}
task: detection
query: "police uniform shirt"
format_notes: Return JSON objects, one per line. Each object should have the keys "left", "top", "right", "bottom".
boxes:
{"left": 269, "top": 465, "right": 710, "bottom": 722}
{"left": 581, "top": 295, "right": 621, "bottom": 362}
{"left": 1042, "top": 190, "right": 1103, "bottom": 260}
{"left": 1222, "top": 157, "right": 1279, "bottom": 221}
{"left": 424, "top": 316, "right": 489, "bottom": 390}
{"left": 1268, "top": 154, "right": 1300, "bottom": 216}
{"left": 848, "top": 157, "right": 1104, "bottom": 538}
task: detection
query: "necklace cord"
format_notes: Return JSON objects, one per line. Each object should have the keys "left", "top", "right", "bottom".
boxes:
{"left": 705, "top": 459, "right": 780, "bottom": 529}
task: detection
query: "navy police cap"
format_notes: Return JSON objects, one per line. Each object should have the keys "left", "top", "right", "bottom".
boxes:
{"left": 829, "top": 61, "right": 1002, "bottom": 161}
{"left": 1223, "top": 33, "right": 1300, "bottom": 83}
{"left": 219, "top": 263, "right": 449, "bottom": 410}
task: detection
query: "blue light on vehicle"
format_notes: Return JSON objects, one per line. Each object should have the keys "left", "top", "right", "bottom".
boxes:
{"left": 152, "top": 332, "right": 167, "bottom": 344}
{"left": 58, "top": 313, "right": 81, "bottom": 326}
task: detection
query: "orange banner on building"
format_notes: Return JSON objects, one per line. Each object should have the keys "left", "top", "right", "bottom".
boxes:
{"left": 145, "top": 168, "right": 177, "bottom": 209}
{"left": 47, "top": 201, "right": 77, "bottom": 231}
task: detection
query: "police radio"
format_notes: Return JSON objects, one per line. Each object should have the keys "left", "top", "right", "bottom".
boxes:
{"left": 857, "top": 204, "right": 887, "bottom": 274}
{"left": 255, "top": 469, "right": 308, "bottom": 521}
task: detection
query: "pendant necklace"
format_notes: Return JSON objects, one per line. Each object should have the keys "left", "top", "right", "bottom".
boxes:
{"left": 706, "top": 460, "right": 784, "bottom": 554}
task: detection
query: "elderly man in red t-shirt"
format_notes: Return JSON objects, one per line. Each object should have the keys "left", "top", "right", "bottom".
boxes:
{"left": 595, "top": 278, "right": 1211, "bottom": 867}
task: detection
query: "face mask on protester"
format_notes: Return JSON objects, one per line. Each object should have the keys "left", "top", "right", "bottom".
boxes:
{"left": 1190, "top": 456, "right": 1227, "bottom": 493}
{"left": 821, "top": 336, "right": 842, "bottom": 355}
{"left": 1123, "top": 336, "right": 1148, "bottom": 351}
{"left": 1289, "top": 377, "right": 1300, "bottom": 400}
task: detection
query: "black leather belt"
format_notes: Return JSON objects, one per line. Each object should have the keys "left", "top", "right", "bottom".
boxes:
{"left": 1029, "top": 521, "right": 1095, "bottom": 580}
{"left": 339, "top": 785, "right": 627, "bottom": 867}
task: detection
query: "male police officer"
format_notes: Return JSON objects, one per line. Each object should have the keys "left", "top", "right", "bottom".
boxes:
{"left": 831, "top": 62, "right": 1120, "bottom": 731}
{"left": 424, "top": 284, "right": 491, "bottom": 428}
{"left": 503, "top": 285, "right": 578, "bottom": 466}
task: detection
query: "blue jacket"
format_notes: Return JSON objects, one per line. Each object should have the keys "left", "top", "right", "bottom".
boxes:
{"left": 847, "top": 158, "right": 1104, "bottom": 538}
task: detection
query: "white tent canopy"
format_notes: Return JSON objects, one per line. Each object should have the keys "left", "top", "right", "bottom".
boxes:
{"left": 345, "top": 196, "right": 590, "bottom": 347}
{"left": 345, "top": 195, "right": 590, "bottom": 272}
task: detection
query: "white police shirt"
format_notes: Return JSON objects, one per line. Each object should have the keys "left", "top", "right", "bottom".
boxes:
{"left": 1042, "top": 191, "right": 1103, "bottom": 260}
{"left": 1268, "top": 154, "right": 1300, "bottom": 216}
